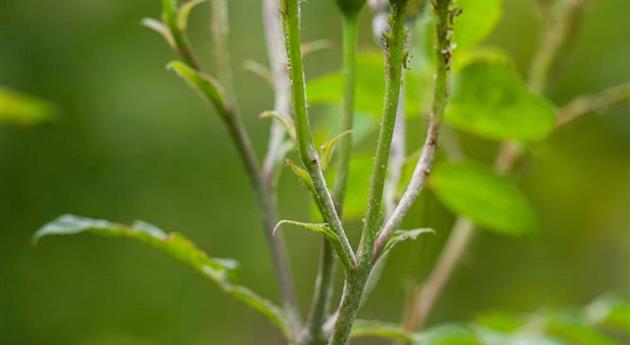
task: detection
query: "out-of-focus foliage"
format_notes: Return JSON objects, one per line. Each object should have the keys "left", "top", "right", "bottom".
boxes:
{"left": 2, "top": 0, "right": 629, "bottom": 343}
{"left": 429, "top": 161, "right": 538, "bottom": 235}
{"left": 35, "top": 215, "right": 290, "bottom": 337}
{"left": 0, "top": 87, "right": 56, "bottom": 125}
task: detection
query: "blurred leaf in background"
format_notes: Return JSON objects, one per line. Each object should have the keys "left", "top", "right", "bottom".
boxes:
{"left": 0, "top": 87, "right": 56, "bottom": 125}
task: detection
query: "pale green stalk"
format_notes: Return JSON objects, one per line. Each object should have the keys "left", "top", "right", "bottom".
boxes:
{"left": 280, "top": 0, "right": 357, "bottom": 272}
{"left": 305, "top": 8, "right": 362, "bottom": 344}
{"left": 328, "top": 2, "right": 409, "bottom": 344}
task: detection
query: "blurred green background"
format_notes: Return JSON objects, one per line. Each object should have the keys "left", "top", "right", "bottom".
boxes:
{"left": 1, "top": 0, "right": 628, "bottom": 344}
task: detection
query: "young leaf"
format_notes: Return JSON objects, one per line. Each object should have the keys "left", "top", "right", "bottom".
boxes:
{"left": 260, "top": 111, "right": 296, "bottom": 142}
{"left": 242, "top": 60, "right": 274, "bottom": 87}
{"left": 429, "top": 161, "right": 538, "bottom": 235}
{"left": 319, "top": 130, "right": 352, "bottom": 171}
{"left": 445, "top": 60, "right": 556, "bottom": 141}
{"left": 414, "top": 325, "right": 481, "bottom": 345}
{"left": 178, "top": 0, "right": 208, "bottom": 31}
{"left": 273, "top": 220, "right": 354, "bottom": 270}
{"left": 34, "top": 215, "right": 290, "bottom": 337}
{"left": 141, "top": 18, "right": 176, "bottom": 49}
{"left": 285, "top": 159, "right": 315, "bottom": 192}
{"left": 350, "top": 319, "right": 413, "bottom": 341}
{"left": 0, "top": 87, "right": 56, "bottom": 125}
{"left": 382, "top": 228, "right": 435, "bottom": 258}
{"left": 167, "top": 60, "right": 232, "bottom": 117}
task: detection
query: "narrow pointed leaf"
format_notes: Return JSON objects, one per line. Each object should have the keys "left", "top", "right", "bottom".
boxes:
{"left": 382, "top": 228, "right": 435, "bottom": 257}
{"left": 351, "top": 320, "right": 413, "bottom": 341}
{"left": 141, "top": 18, "right": 176, "bottom": 49}
{"left": 285, "top": 159, "right": 314, "bottom": 192}
{"left": 34, "top": 215, "right": 289, "bottom": 337}
{"left": 301, "top": 39, "right": 332, "bottom": 57}
{"left": 273, "top": 220, "right": 353, "bottom": 270}
{"left": 178, "top": 0, "right": 208, "bottom": 31}
{"left": 260, "top": 111, "right": 296, "bottom": 142}
{"left": 167, "top": 60, "right": 232, "bottom": 117}
{"left": 319, "top": 130, "right": 352, "bottom": 171}
{"left": 429, "top": 161, "right": 538, "bottom": 235}
{"left": 243, "top": 60, "right": 274, "bottom": 86}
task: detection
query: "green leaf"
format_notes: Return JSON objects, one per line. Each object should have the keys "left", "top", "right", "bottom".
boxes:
{"left": 452, "top": 0, "right": 503, "bottom": 50}
{"left": 475, "top": 311, "right": 525, "bottom": 334}
{"left": 351, "top": 319, "right": 413, "bottom": 342}
{"left": 34, "top": 215, "right": 290, "bottom": 338}
{"left": 429, "top": 161, "right": 538, "bottom": 235}
{"left": 177, "top": 0, "right": 207, "bottom": 31}
{"left": 382, "top": 228, "right": 435, "bottom": 257}
{"left": 586, "top": 296, "right": 630, "bottom": 334}
{"left": 445, "top": 60, "right": 556, "bottom": 141}
{"left": 307, "top": 52, "right": 428, "bottom": 119}
{"left": 414, "top": 325, "right": 481, "bottom": 345}
{"left": 546, "top": 314, "right": 624, "bottom": 345}
{"left": 273, "top": 220, "right": 353, "bottom": 270}
{"left": 0, "top": 87, "right": 56, "bottom": 125}
{"left": 319, "top": 130, "right": 352, "bottom": 171}
{"left": 141, "top": 18, "right": 176, "bottom": 49}
{"left": 260, "top": 111, "right": 296, "bottom": 142}
{"left": 285, "top": 159, "right": 315, "bottom": 192}
{"left": 167, "top": 60, "right": 232, "bottom": 117}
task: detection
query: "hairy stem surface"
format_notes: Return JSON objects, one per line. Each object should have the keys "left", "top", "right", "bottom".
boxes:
{"left": 280, "top": 0, "right": 356, "bottom": 269}
{"left": 306, "top": 11, "right": 361, "bottom": 343}
{"left": 328, "top": 2, "right": 409, "bottom": 344}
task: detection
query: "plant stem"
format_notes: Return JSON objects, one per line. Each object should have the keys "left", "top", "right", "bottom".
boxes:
{"left": 556, "top": 83, "right": 630, "bottom": 126}
{"left": 403, "top": 218, "right": 474, "bottom": 330}
{"left": 374, "top": 0, "right": 453, "bottom": 260}
{"left": 328, "top": 3, "right": 409, "bottom": 344}
{"left": 405, "top": 0, "right": 591, "bottom": 330}
{"left": 261, "top": 0, "right": 292, "bottom": 185}
{"left": 305, "top": 12, "right": 360, "bottom": 343}
{"left": 358, "top": 0, "right": 408, "bottom": 263}
{"left": 211, "top": 0, "right": 235, "bottom": 95}
{"left": 209, "top": 0, "right": 300, "bottom": 332}
{"left": 280, "top": 0, "right": 356, "bottom": 269}
{"left": 332, "top": 13, "right": 359, "bottom": 212}
{"left": 528, "top": 0, "right": 588, "bottom": 94}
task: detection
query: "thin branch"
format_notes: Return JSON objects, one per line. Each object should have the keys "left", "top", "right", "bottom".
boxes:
{"left": 528, "top": 0, "right": 589, "bottom": 93}
{"left": 261, "top": 0, "right": 292, "bottom": 185}
{"left": 255, "top": 0, "right": 302, "bottom": 331}
{"left": 404, "top": 0, "right": 593, "bottom": 330}
{"left": 305, "top": 8, "right": 362, "bottom": 343}
{"left": 280, "top": 0, "right": 357, "bottom": 269}
{"left": 357, "top": 0, "right": 409, "bottom": 263}
{"left": 328, "top": 2, "right": 410, "bottom": 344}
{"left": 556, "top": 83, "right": 630, "bottom": 126}
{"left": 404, "top": 218, "right": 474, "bottom": 330}
{"left": 373, "top": 0, "right": 454, "bottom": 262}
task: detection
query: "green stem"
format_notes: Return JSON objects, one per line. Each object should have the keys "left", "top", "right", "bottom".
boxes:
{"left": 280, "top": 0, "right": 356, "bottom": 269}
{"left": 328, "top": 2, "right": 409, "bottom": 344}
{"left": 358, "top": 0, "right": 408, "bottom": 263}
{"left": 306, "top": 12, "right": 360, "bottom": 344}
{"left": 162, "top": 0, "right": 201, "bottom": 69}
{"left": 211, "top": 0, "right": 235, "bottom": 95}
